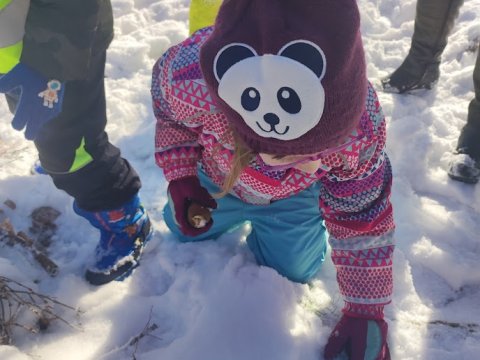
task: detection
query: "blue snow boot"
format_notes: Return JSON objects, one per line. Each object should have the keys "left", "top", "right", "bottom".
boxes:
{"left": 73, "top": 195, "right": 153, "bottom": 286}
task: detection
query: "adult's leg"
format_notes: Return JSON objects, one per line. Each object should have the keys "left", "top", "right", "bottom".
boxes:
{"left": 382, "top": 0, "right": 464, "bottom": 93}
{"left": 449, "top": 48, "right": 480, "bottom": 183}
{"left": 457, "top": 48, "right": 480, "bottom": 158}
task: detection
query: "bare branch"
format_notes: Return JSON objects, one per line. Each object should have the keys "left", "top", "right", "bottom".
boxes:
{"left": 0, "top": 276, "right": 81, "bottom": 345}
{"left": 129, "top": 306, "right": 160, "bottom": 359}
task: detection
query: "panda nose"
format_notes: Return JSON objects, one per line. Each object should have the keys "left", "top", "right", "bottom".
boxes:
{"left": 263, "top": 113, "right": 280, "bottom": 126}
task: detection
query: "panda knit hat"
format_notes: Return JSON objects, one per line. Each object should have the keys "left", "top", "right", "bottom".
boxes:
{"left": 200, "top": 0, "right": 367, "bottom": 156}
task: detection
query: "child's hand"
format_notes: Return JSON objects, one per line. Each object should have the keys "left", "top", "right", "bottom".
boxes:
{"left": 324, "top": 314, "right": 390, "bottom": 360}
{"left": 187, "top": 202, "right": 212, "bottom": 229}
{"left": 0, "top": 63, "right": 64, "bottom": 140}
{"left": 167, "top": 176, "right": 217, "bottom": 236}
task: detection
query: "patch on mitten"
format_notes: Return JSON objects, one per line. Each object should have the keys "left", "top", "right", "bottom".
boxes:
{"left": 38, "top": 80, "right": 62, "bottom": 109}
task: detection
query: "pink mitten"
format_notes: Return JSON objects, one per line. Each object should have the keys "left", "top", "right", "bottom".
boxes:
{"left": 324, "top": 315, "right": 390, "bottom": 360}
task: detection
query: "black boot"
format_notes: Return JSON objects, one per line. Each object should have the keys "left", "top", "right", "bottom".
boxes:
{"left": 448, "top": 47, "right": 480, "bottom": 184}
{"left": 448, "top": 150, "right": 480, "bottom": 184}
{"left": 381, "top": 58, "right": 440, "bottom": 94}
{"left": 382, "top": 0, "right": 464, "bottom": 94}
{"left": 448, "top": 123, "right": 480, "bottom": 184}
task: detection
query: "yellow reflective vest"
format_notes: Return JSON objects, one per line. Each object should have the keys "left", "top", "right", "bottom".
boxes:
{"left": 0, "top": 0, "right": 30, "bottom": 74}
{"left": 189, "top": 0, "right": 221, "bottom": 35}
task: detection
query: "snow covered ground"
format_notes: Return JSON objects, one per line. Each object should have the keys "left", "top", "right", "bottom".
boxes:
{"left": 0, "top": 0, "right": 479, "bottom": 359}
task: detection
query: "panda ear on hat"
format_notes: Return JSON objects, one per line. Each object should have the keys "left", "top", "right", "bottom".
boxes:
{"left": 214, "top": 43, "right": 258, "bottom": 82}
{"left": 278, "top": 40, "right": 326, "bottom": 80}
{"left": 214, "top": 40, "right": 326, "bottom": 82}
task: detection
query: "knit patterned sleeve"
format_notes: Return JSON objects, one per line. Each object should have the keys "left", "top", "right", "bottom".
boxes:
{"left": 151, "top": 29, "right": 213, "bottom": 181}
{"left": 319, "top": 84, "right": 395, "bottom": 320}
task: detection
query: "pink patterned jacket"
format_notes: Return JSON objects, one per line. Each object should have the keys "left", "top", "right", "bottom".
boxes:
{"left": 152, "top": 28, "right": 395, "bottom": 319}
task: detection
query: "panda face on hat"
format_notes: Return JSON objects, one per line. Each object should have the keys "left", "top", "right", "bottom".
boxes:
{"left": 214, "top": 40, "right": 327, "bottom": 141}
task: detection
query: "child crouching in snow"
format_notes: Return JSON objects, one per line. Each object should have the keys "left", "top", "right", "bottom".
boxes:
{"left": 151, "top": 0, "right": 395, "bottom": 359}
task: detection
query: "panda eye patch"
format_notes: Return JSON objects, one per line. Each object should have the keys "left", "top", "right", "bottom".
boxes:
{"left": 277, "top": 87, "right": 301, "bottom": 114}
{"left": 241, "top": 87, "right": 261, "bottom": 111}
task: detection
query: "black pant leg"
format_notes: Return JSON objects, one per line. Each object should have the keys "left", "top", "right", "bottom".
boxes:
{"left": 457, "top": 47, "right": 480, "bottom": 159}
{"left": 33, "top": 51, "right": 141, "bottom": 211}
{"left": 410, "top": 0, "right": 464, "bottom": 63}
{"left": 467, "top": 46, "right": 480, "bottom": 128}
{"left": 399, "top": 0, "right": 464, "bottom": 78}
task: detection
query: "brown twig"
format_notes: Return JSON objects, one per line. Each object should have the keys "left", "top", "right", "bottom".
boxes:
{"left": 130, "top": 306, "right": 160, "bottom": 360}
{"left": 0, "top": 276, "right": 81, "bottom": 345}
{"left": 99, "top": 306, "right": 161, "bottom": 360}
{"left": 428, "top": 320, "right": 479, "bottom": 333}
{"left": 0, "top": 218, "right": 59, "bottom": 276}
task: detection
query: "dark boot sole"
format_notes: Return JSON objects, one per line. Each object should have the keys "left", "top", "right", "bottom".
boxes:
{"left": 447, "top": 172, "right": 479, "bottom": 184}
{"left": 380, "top": 80, "right": 438, "bottom": 95}
{"left": 85, "top": 219, "right": 153, "bottom": 286}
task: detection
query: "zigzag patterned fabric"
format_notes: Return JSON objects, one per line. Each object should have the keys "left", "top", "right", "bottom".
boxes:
{"left": 152, "top": 27, "right": 395, "bottom": 319}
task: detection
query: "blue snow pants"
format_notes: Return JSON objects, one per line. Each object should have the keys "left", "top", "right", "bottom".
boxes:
{"left": 163, "top": 170, "right": 328, "bottom": 283}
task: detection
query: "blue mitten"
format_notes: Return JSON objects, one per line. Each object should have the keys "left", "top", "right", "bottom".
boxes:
{"left": 0, "top": 63, "right": 65, "bottom": 140}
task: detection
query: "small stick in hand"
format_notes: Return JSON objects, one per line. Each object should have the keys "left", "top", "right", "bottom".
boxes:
{"left": 187, "top": 202, "right": 212, "bottom": 228}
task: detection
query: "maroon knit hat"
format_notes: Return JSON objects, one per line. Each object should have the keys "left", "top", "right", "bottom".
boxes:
{"left": 200, "top": 0, "right": 367, "bottom": 156}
